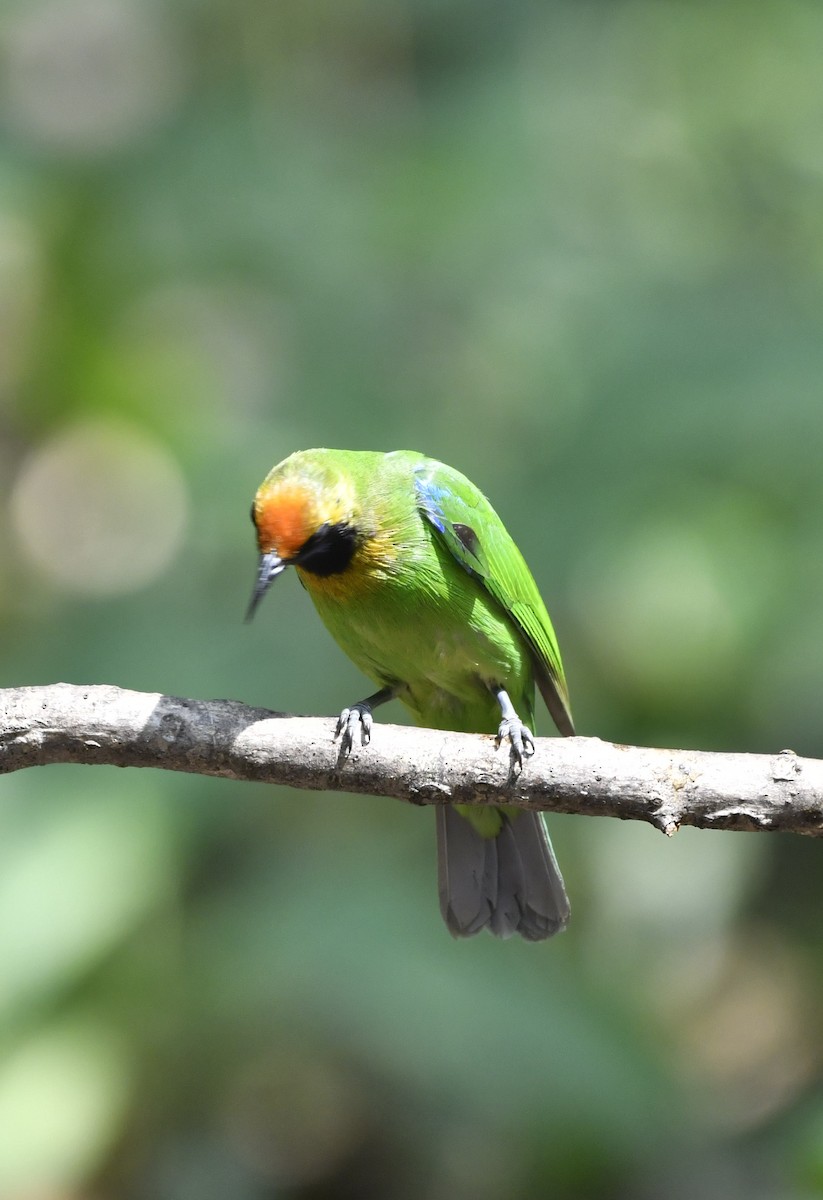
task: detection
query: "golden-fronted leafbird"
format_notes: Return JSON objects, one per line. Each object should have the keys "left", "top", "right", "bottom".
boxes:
{"left": 247, "top": 449, "right": 573, "bottom": 941}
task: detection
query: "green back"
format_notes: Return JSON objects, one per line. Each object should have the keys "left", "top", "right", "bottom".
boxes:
{"left": 412, "top": 457, "right": 574, "bottom": 737}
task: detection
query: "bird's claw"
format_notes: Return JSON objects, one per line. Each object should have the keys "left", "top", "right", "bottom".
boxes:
{"left": 334, "top": 703, "right": 373, "bottom": 757}
{"left": 496, "top": 717, "right": 535, "bottom": 771}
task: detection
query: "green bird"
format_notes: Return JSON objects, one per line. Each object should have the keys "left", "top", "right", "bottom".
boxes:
{"left": 247, "top": 449, "right": 573, "bottom": 941}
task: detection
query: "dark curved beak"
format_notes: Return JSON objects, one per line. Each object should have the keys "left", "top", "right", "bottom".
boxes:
{"left": 245, "top": 551, "right": 287, "bottom": 622}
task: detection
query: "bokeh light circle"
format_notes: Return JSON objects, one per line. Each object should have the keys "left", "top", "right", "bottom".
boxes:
{"left": 2, "top": 0, "right": 183, "bottom": 156}
{"left": 10, "top": 420, "right": 189, "bottom": 597}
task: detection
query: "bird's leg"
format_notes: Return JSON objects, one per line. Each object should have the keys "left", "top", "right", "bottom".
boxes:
{"left": 335, "top": 685, "right": 397, "bottom": 757}
{"left": 493, "top": 686, "right": 535, "bottom": 771}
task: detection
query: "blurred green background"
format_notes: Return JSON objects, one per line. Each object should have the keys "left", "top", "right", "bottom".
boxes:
{"left": 2, "top": 0, "right": 823, "bottom": 1195}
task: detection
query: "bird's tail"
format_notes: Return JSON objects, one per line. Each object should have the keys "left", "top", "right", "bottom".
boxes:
{"left": 436, "top": 804, "right": 570, "bottom": 941}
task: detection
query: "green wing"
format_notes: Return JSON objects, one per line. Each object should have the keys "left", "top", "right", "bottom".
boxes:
{"left": 413, "top": 459, "right": 575, "bottom": 736}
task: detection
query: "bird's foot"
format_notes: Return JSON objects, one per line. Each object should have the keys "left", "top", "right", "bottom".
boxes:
{"left": 334, "top": 702, "right": 374, "bottom": 758}
{"left": 496, "top": 716, "right": 535, "bottom": 772}
{"left": 334, "top": 686, "right": 396, "bottom": 761}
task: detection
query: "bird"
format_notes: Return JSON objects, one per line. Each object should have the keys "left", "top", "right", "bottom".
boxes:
{"left": 247, "top": 448, "right": 573, "bottom": 941}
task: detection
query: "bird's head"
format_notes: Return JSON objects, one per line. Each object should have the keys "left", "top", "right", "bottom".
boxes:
{"left": 246, "top": 451, "right": 360, "bottom": 620}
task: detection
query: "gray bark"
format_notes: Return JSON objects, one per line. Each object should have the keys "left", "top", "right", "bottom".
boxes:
{"left": 1, "top": 683, "right": 821, "bottom": 837}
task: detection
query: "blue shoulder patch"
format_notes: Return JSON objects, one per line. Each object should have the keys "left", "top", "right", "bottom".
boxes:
{"left": 413, "top": 470, "right": 449, "bottom": 533}
{"left": 413, "top": 465, "right": 489, "bottom": 582}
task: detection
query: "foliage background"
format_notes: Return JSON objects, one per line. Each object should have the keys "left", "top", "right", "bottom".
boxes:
{"left": 1, "top": 0, "right": 823, "bottom": 1195}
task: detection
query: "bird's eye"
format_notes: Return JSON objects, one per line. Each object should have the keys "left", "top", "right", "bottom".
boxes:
{"left": 249, "top": 502, "right": 256, "bottom": 526}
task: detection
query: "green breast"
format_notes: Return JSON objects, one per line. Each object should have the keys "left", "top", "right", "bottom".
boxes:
{"left": 304, "top": 521, "right": 535, "bottom": 735}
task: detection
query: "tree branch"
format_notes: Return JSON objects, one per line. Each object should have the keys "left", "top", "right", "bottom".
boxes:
{"left": 1, "top": 683, "right": 821, "bottom": 836}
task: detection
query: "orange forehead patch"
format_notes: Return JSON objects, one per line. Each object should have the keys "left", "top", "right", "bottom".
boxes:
{"left": 254, "top": 482, "right": 316, "bottom": 561}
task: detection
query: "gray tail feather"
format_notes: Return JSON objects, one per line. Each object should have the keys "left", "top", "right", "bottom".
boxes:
{"left": 436, "top": 805, "right": 570, "bottom": 941}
